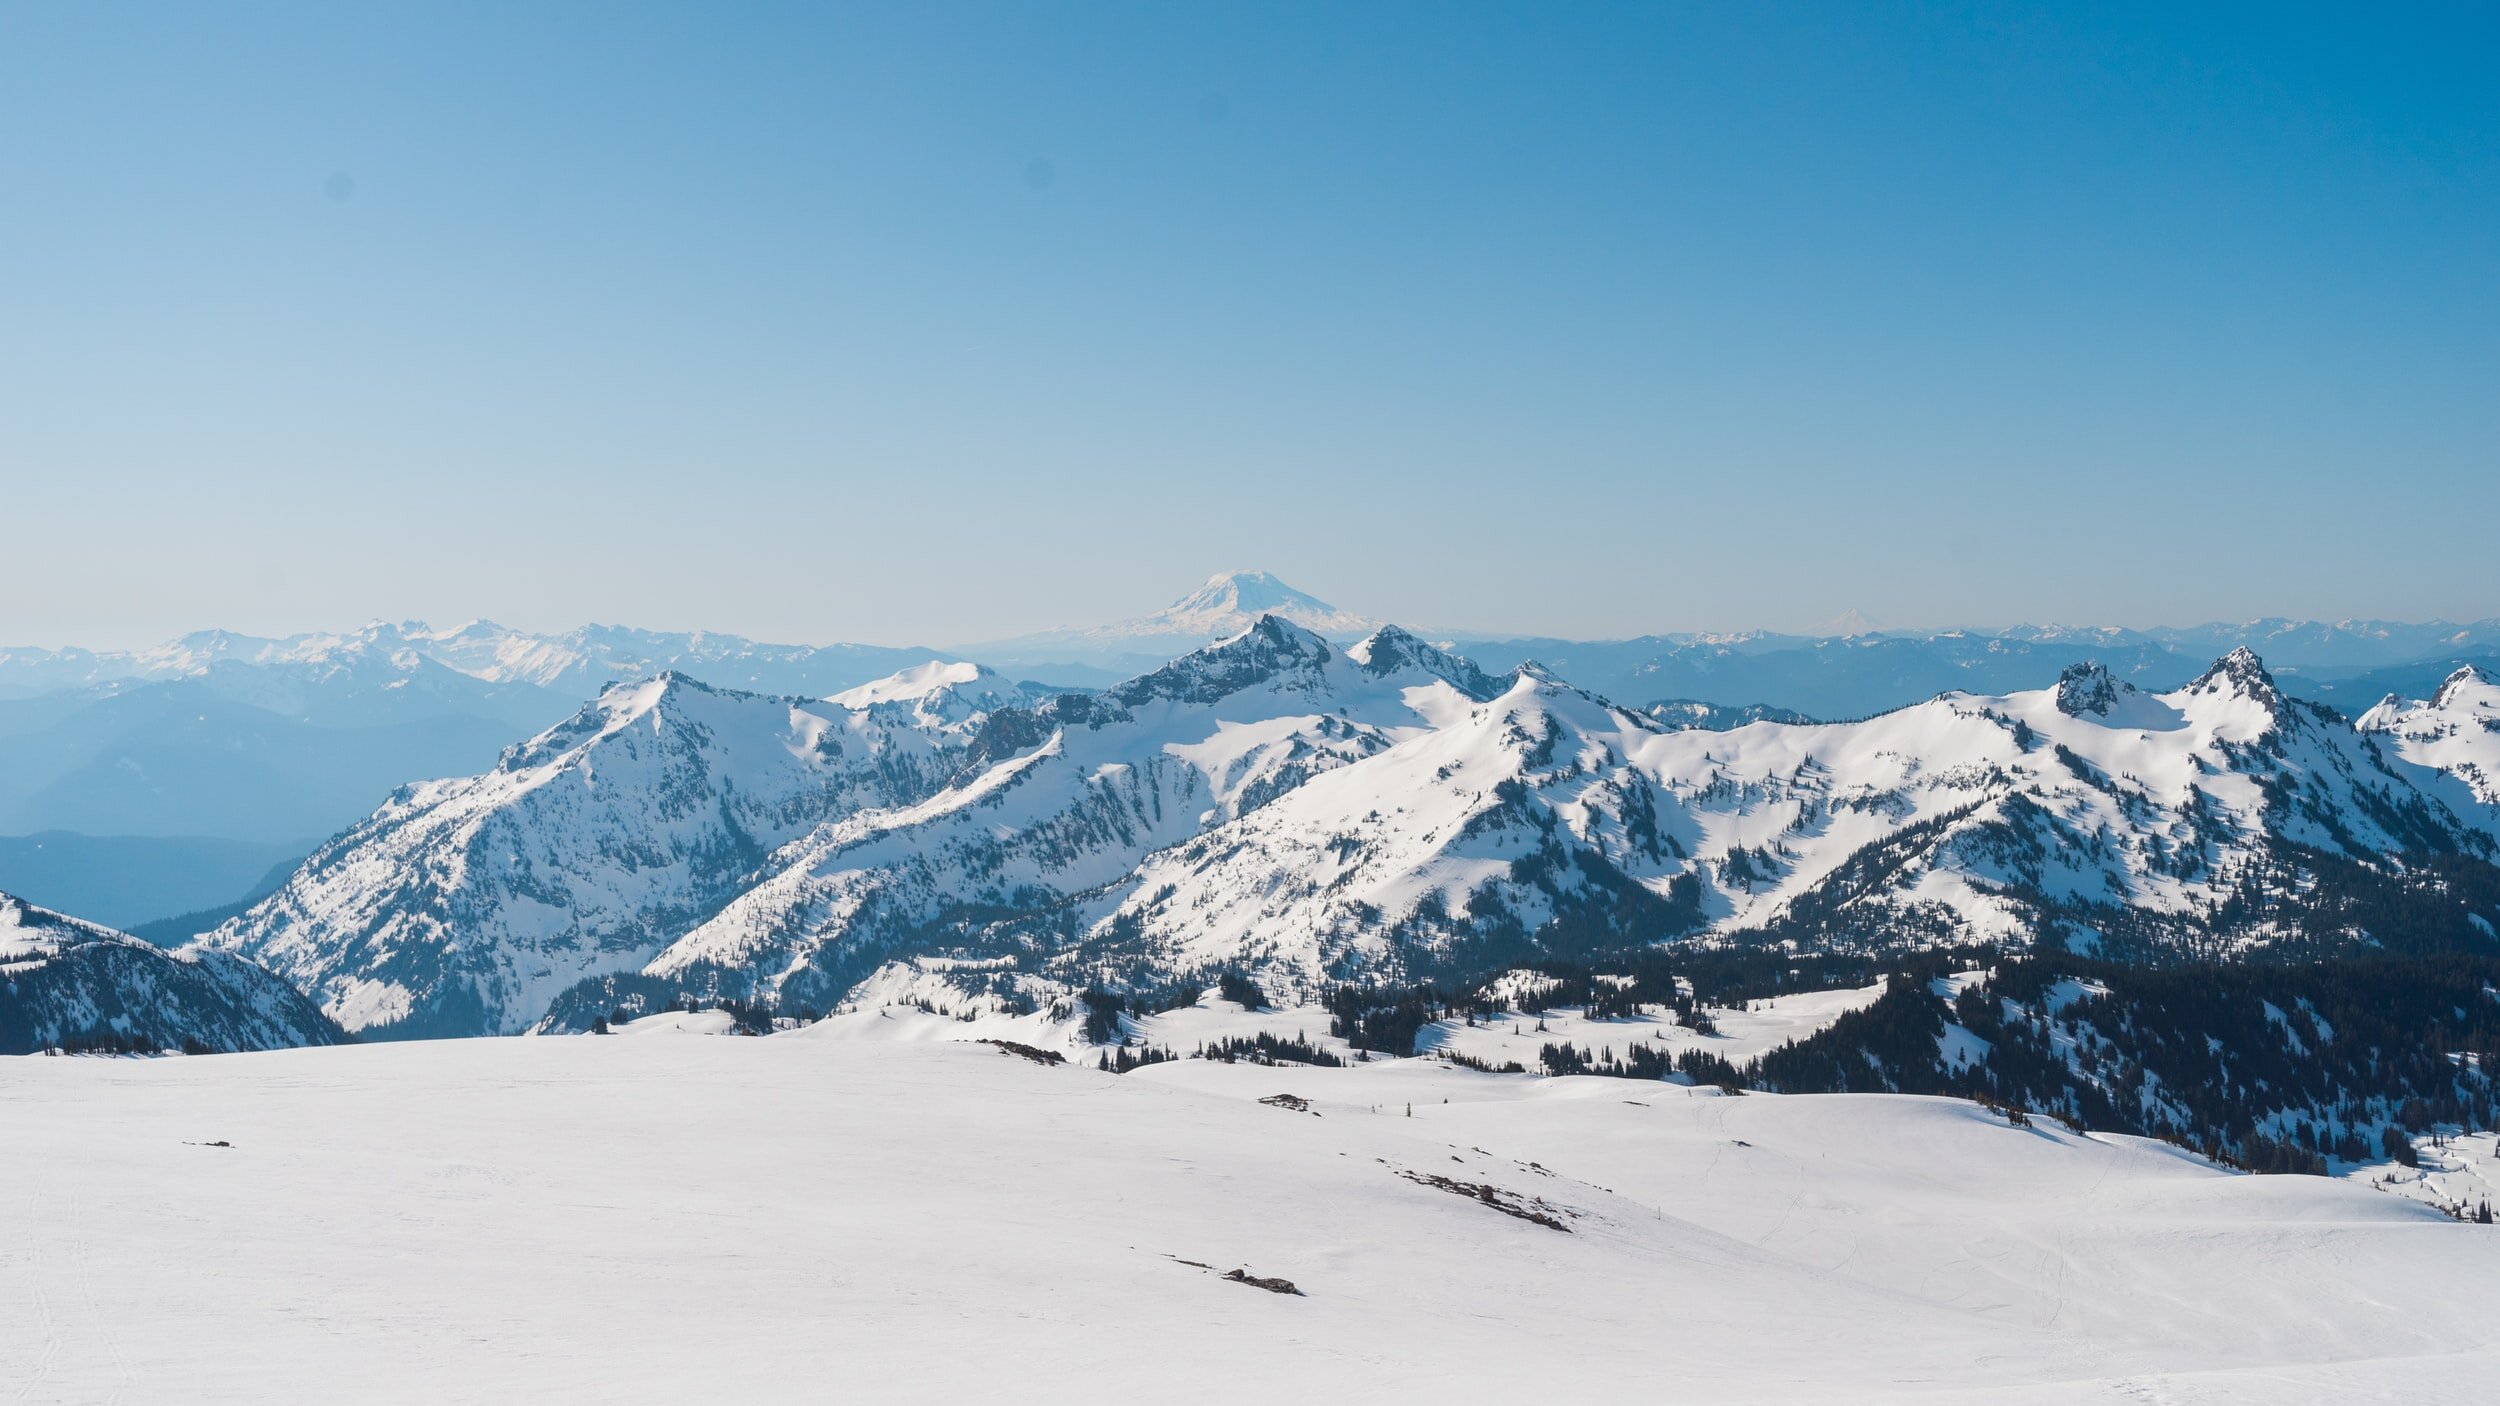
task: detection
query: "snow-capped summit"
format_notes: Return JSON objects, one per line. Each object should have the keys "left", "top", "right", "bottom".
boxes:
{"left": 1149, "top": 570, "right": 1377, "bottom": 640}
{"left": 823, "top": 660, "right": 1054, "bottom": 728}
{"left": 2188, "top": 645, "right": 2280, "bottom": 699}
{"left": 1347, "top": 624, "right": 1502, "bottom": 698}
{"left": 1101, "top": 615, "right": 1343, "bottom": 708}
{"left": 828, "top": 660, "right": 996, "bottom": 708}
{"left": 1807, "top": 608, "right": 1882, "bottom": 639}
{"left": 2359, "top": 665, "right": 2500, "bottom": 811}
{"left": 1, "top": 891, "right": 341, "bottom": 1054}
{"left": 2436, "top": 663, "right": 2497, "bottom": 710}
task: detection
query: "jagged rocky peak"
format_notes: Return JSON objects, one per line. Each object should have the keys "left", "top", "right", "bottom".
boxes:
{"left": 1346, "top": 625, "right": 1500, "bottom": 699}
{"left": 2187, "top": 646, "right": 2282, "bottom": 704}
{"left": 2054, "top": 661, "right": 2125, "bottom": 717}
{"left": 1108, "top": 615, "right": 1337, "bottom": 707}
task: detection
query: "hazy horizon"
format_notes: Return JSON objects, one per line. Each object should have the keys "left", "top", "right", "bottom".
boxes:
{"left": 11, "top": 566, "right": 2500, "bottom": 656}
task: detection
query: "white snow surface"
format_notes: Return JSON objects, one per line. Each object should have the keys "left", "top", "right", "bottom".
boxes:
{"left": 2359, "top": 665, "right": 2500, "bottom": 816}
{"left": 4, "top": 1036, "right": 2494, "bottom": 1403}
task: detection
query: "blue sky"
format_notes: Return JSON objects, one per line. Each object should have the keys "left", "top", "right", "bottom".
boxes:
{"left": 2, "top": 2, "right": 2492, "bottom": 647}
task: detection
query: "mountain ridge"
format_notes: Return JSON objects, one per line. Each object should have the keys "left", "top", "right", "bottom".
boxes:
{"left": 197, "top": 622, "right": 2500, "bottom": 1040}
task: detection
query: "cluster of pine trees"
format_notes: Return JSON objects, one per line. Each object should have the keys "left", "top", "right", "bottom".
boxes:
{"left": 1743, "top": 952, "right": 2500, "bottom": 1174}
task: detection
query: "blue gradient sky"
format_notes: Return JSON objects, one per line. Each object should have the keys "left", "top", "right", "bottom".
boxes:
{"left": 3, "top": 3, "right": 2492, "bottom": 647}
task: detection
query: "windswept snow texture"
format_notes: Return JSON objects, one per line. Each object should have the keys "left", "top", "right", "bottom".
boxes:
{"left": 0, "top": 892, "right": 340, "bottom": 1054}
{"left": 2, "top": 1037, "right": 2495, "bottom": 1403}
{"left": 211, "top": 669, "right": 1025, "bottom": 1037}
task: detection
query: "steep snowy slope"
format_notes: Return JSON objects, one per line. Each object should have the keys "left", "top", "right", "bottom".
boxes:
{"left": 0, "top": 892, "right": 340, "bottom": 1054}
{"left": 823, "top": 658, "right": 1054, "bottom": 722}
{"left": 542, "top": 620, "right": 1500, "bottom": 1025}
{"left": 2359, "top": 665, "right": 2500, "bottom": 813}
{"left": 6, "top": 1036, "right": 2496, "bottom": 1402}
{"left": 212, "top": 668, "right": 1018, "bottom": 1038}
{"left": 1068, "top": 650, "right": 2496, "bottom": 990}
{"left": 1081, "top": 669, "right": 1705, "bottom": 990}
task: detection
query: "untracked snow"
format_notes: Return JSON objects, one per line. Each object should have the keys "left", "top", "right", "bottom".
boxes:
{"left": 3, "top": 1037, "right": 2494, "bottom": 1403}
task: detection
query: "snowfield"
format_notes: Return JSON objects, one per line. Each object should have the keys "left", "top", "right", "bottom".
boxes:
{"left": 4, "top": 1037, "right": 2494, "bottom": 1404}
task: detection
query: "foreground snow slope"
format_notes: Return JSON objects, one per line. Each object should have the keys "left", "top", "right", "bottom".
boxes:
{"left": 4, "top": 1039, "right": 2492, "bottom": 1404}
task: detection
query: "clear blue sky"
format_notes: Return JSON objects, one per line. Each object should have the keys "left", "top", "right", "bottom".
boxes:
{"left": 3, "top": 2, "right": 2492, "bottom": 647}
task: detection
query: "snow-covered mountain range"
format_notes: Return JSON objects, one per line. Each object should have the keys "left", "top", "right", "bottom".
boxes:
{"left": 1060, "top": 649, "right": 2496, "bottom": 991}
{"left": 0, "top": 891, "right": 341, "bottom": 1054}
{"left": 203, "top": 616, "right": 2500, "bottom": 1040}
{"left": 8, "top": 574, "right": 2496, "bottom": 855}
{"left": 211, "top": 664, "right": 1053, "bottom": 1038}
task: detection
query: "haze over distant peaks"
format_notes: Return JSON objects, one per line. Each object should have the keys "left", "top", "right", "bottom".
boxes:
{"left": 1806, "top": 608, "right": 1881, "bottom": 639}
{"left": 955, "top": 570, "right": 1380, "bottom": 683}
